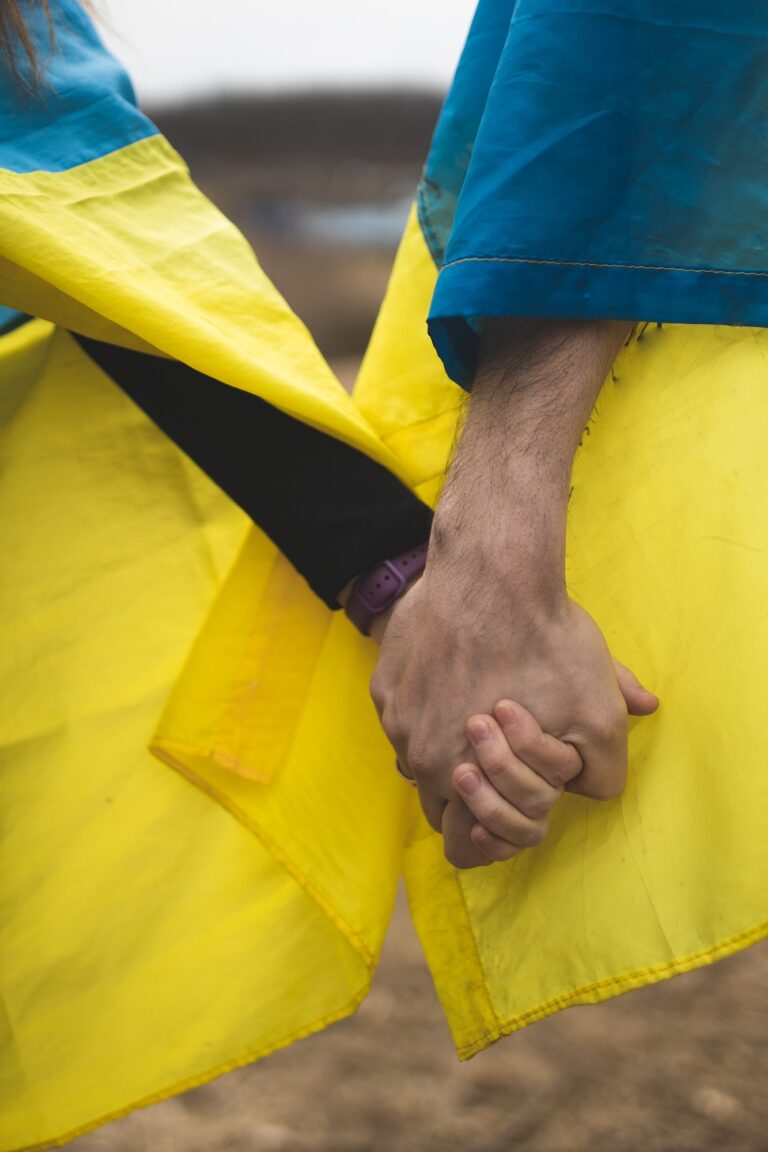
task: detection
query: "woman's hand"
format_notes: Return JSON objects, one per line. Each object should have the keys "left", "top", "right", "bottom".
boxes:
{"left": 454, "top": 701, "right": 581, "bottom": 863}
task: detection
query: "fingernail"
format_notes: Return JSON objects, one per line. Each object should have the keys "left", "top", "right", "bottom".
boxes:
{"left": 467, "top": 718, "right": 490, "bottom": 744}
{"left": 496, "top": 700, "right": 516, "bottom": 727}
{"left": 473, "top": 824, "right": 491, "bottom": 844}
{"left": 457, "top": 769, "right": 482, "bottom": 795}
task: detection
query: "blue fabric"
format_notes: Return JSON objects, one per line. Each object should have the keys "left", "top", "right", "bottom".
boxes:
{"left": 423, "top": 0, "right": 768, "bottom": 388}
{"left": 0, "top": 306, "right": 28, "bottom": 334}
{"left": 0, "top": 1, "right": 156, "bottom": 174}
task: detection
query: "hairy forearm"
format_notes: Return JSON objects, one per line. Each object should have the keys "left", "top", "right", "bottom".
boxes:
{"left": 432, "top": 317, "right": 630, "bottom": 600}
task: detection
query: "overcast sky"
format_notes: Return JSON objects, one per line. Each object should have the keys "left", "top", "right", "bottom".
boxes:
{"left": 98, "top": 0, "right": 476, "bottom": 105}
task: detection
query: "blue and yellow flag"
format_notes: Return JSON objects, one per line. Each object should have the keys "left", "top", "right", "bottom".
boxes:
{"left": 2, "top": 4, "right": 768, "bottom": 1151}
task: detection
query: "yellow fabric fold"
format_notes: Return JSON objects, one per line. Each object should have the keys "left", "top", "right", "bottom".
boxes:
{"left": 0, "top": 137, "right": 404, "bottom": 471}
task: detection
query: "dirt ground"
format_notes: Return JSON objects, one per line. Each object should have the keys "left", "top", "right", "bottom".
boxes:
{"left": 74, "top": 890, "right": 768, "bottom": 1152}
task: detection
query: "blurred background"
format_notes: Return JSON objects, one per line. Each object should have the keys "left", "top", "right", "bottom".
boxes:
{"left": 98, "top": 0, "right": 476, "bottom": 365}
{"left": 74, "top": 4, "right": 768, "bottom": 1149}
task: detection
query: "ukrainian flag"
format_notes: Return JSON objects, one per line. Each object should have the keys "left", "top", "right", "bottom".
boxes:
{"left": 2, "top": 4, "right": 768, "bottom": 1150}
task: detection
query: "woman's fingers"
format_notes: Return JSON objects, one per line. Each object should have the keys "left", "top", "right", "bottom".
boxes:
{"left": 464, "top": 713, "right": 563, "bottom": 818}
{"left": 453, "top": 759, "right": 550, "bottom": 848}
{"left": 449, "top": 679, "right": 652, "bottom": 864}
{"left": 452, "top": 704, "right": 585, "bottom": 859}
{"left": 492, "top": 701, "right": 583, "bottom": 790}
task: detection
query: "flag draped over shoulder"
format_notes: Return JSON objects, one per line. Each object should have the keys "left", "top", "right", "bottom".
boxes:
{"left": 423, "top": 0, "right": 768, "bottom": 386}
{"left": 2, "top": 4, "right": 768, "bottom": 1151}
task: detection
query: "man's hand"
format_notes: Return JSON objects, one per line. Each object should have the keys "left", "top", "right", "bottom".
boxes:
{"left": 371, "top": 575, "right": 657, "bottom": 867}
{"left": 370, "top": 316, "right": 658, "bottom": 868}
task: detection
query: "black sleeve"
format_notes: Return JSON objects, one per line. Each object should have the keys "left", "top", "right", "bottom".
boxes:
{"left": 73, "top": 335, "right": 433, "bottom": 608}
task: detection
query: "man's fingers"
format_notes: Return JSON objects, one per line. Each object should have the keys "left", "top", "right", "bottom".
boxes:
{"left": 453, "top": 763, "right": 549, "bottom": 849}
{"left": 389, "top": 738, "right": 446, "bottom": 831}
{"left": 466, "top": 714, "right": 562, "bottom": 818}
{"left": 565, "top": 714, "right": 628, "bottom": 800}
{"left": 570, "top": 660, "right": 657, "bottom": 799}
{"left": 613, "top": 659, "right": 659, "bottom": 716}
{"left": 493, "top": 700, "right": 583, "bottom": 789}
{"left": 441, "top": 797, "right": 493, "bottom": 869}
{"left": 415, "top": 783, "right": 447, "bottom": 834}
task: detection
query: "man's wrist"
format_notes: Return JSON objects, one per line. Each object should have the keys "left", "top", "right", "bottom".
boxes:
{"left": 428, "top": 515, "right": 567, "bottom": 614}
{"left": 432, "top": 466, "right": 568, "bottom": 585}
{"left": 428, "top": 317, "right": 630, "bottom": 607}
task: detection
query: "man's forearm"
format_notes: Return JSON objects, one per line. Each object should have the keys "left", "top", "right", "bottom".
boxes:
{"left": 432, "top": 317, "right": 630, "bottom": 602}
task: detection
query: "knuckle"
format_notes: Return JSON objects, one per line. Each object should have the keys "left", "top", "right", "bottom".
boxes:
{"left": 546, "top": 760, "right": 580, "bottom": 789}
{"left": 380, "top": 708, "right": 405, "bottom": 747}
{"left": 406, "top": 742, "right": 435, "bottom": 781}
{"left": 578, "top": 761, "right": 627, "bottom": 800}
{"left": 519, "top": 819, "right": 548, "bottom": 848}
{"left": 512, "top": 726, "right": 541, "bottom": 760}
{"left": 368, "top": 671, "right": 387, "bottom": 713}
{"left": 424, "top": 806, "right": 445, "bottom": 834}
{"left": 475, "top": 796, "right": 502, "bottom": 827}
{"left": 482, "top": 841, "right": 517, "bottom": 864}
{"left": 591, "top": 774, "right": 626, "bottom": 801}
{"left": 368, "top": 677, "right": 382, "bottom": 711}
{"left": 590, "top": 705, "right": 626, "bottom": 746}
{"left": 588, "top": 719, "right": 614, "bottom": 748}
{"left": 444, "top": 843, "right": 479, "bottom": 870}
{"left": 480, "top": 748, "right": 508, "bottom": 780}
{"left": 522, "top": 790, "right": 555, "bottom": 821}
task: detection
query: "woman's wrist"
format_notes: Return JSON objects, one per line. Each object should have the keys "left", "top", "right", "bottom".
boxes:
{"left": 338, "top": 543, "right": 429, "bottom": 636}
{"left": 338, "top": 572, "right": 424, "bottom": 642}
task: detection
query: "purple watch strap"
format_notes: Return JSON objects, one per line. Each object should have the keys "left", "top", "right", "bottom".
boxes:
{"left": 345, "top": 543, "right": 428, "bottom": 635}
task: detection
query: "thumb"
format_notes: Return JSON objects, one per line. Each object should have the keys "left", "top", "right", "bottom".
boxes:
{"left": 613, "top": 659, "right": 659, "bottom": 716}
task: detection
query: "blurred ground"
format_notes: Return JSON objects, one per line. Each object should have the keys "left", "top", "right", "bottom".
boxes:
{"left": 75, "top": 891, "right": 768, "bottom": 1152}
{"left": 69, "top": 93, "right": 768, "bottom": 1152}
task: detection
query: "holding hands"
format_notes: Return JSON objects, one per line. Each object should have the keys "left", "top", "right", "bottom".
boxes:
{"left": 369, "top": 316, "right": 659, "bottom": 868}
{"left": 372, "top": 574, "right": 657, "bottom": 868}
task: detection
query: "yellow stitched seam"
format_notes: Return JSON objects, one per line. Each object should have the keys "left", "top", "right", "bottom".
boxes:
{"left": 154, "top": 749, "right": 377, "bottom": 970}
{"left": 455, "top": 916, "right": 768, "bottom": 1060}
{"left": 12, "top": 987, "right": 370, "bottom": 1152}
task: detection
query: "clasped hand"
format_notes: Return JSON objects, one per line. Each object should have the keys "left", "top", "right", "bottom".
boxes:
{"left": 370, "top": 317, "right": 659, "bottom": 867}
{"left": 370, "top": 562, "right": 658, "bottom": 870}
